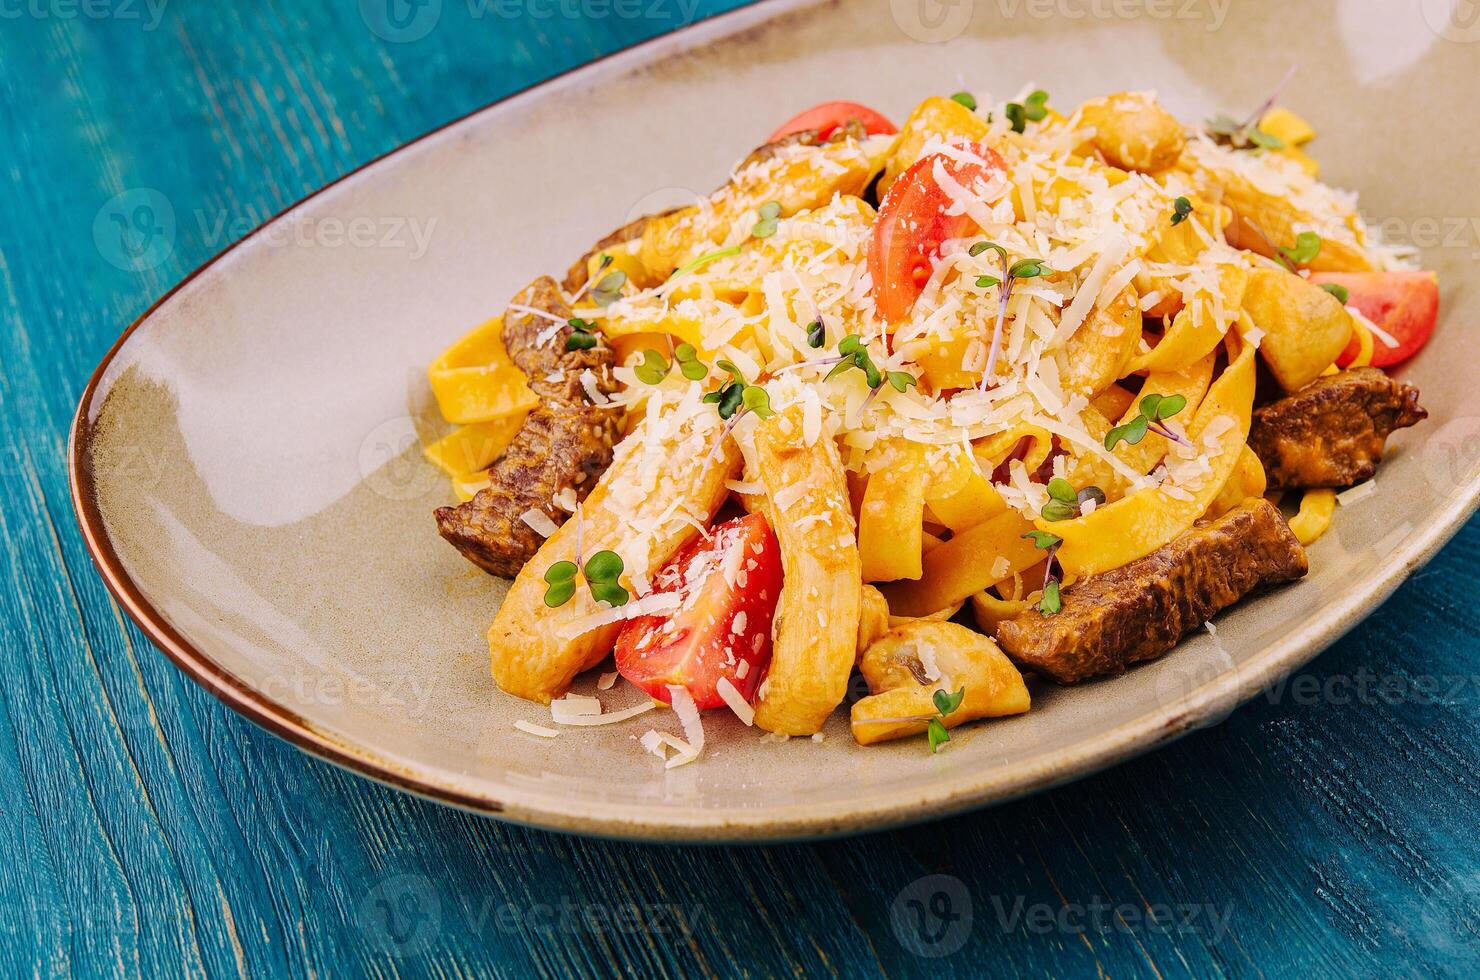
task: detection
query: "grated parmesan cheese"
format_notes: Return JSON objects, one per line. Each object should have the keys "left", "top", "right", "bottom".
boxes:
{"left": 716, "top": 677, "right": 755, "bottom": 726}
{"left": 1337, "top": 479, "right": 1378, "bottom": 506}
{"left": 519, "top": 509, "right": 559, "bottom": 538}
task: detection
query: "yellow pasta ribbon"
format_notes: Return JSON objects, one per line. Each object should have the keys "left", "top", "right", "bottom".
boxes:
{"left": 428, "top": 316, "right": 539, "bottom": 425}
{"left": 1289, "top": 488, "right": 1337, "bottom": 545}
{"left": 881, "top": 510, "right": 1041, "bottom": 618}
{"left": 924, "top": 448, "right": 1007, "bottom": 533}
{"left": 880, "top": 96, "right": 989, "bottom": 196}
{"left": 1260, "top": 107, "right": 1316, "bottom": 146}
{"left": 1049, "top": 341, "right": 1257, "bottom": 577}
{"left": 424, "top": 413, "right": 529, "bottom": 478}
{"left": 452, "top": 471, "right": 493, "bottom": 503}
{"left": 1127, "top": 266, "right": 1247, "bottom": 375}
{"left": 969, "top": 590, "right": 1032, "bottom": 632}
{"left": 597, "top": 305, "right": 712, "bottom": 355}
{"left": 859, "top": 441, "right": 928, "bottom": 583}
{"left": 1070, "top": 350, "right": 1216, "bottom": 491}
{"left": 976, "top": 424, "right": 1054, "bottom": 475}
{"left": 1346, "top": 313, "right": 1375, "bottom": 368}
{"left": 1207, "top": 446, "right": 1268, "bottom": 519}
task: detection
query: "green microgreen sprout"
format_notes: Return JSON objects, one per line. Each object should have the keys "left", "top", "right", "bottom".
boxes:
{"left": 1207, "top": 113, "right": 1286, "bottom": 150}
{"left": 583, "top": 550, "right": 629, "bottom": 607}
{"left": 968, "top": 240, "right": 1051, "bottom": 386}
{"left": 1004, "top": 89, "right": 1049, "bottom": 134}
{"left": 741, "top": 385, "right": 776, "bottom": 418}
{"left": 826, "top": 334, "right": 884, "bottom": 389}
{"left": 542, "top": 560, "right": 578, "bottom": 608}
{"left": 664, "top": 245, "right": 742, "bottom": 286}
{"left": 591, "top": 267, "right": 626, "bottom": 307}
{"left": 1105, "top": 393, "right": 1191, "bottom": 451}
{"left": 634, "top": 348, "right": 670, "bottom": 385}
{"left": 950, "top": 91, "right": 978, "bottom": 111}
{"left": 1039, "top": 579, "right": 1062, "bottom": 616}
{"left": 1021, "top": 526, "right": 1069, "bottom": 617}
{"left": 1171, "top": 196, "right": 1195, "bottom": 227}
{"left": 927, "top": 686, "right": 966, "bottom": 754}
{"left": 887, "top": 371, "right": 918, "bottom": 393}
{"left": 1205, "top": 65, "right": 1297, "bottom": 152}
{"left": 1279, "top": 230, "right": 1323, "bottom": 267}
{"left": 701, "top": 359, "right": 776, "bottom": 460}
{"left": 565, "top": 317, "right": 599, "bottom": 352}
{"left": 1320, "top": 282, "right": 1350, "bottom": 305}
{"left": 674, "top": 343, "right": 708, "bottom": 381}
{"left": 567, "top": 253, "right": 614, "bottom": 305}
{"left": 1039, "top": 477, "right": 1106, "bottom": 523}
{"left": 806, "top": 318, "right": 826, "bottom": 349}
{"left": 752, "top": 200, "right": 782, "bottom": 238}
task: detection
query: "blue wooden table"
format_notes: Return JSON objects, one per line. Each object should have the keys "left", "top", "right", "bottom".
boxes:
{"left": 4, "top": 2, "right": 1479, "bottom": 975}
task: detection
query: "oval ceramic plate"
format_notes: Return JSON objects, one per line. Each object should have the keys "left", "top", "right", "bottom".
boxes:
{"left": 71, "top": 0, "right": 1480, "bottom": 841}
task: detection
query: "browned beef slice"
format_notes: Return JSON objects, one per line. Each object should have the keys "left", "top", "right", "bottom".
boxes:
{"left": 561, "top": 210, "right": 677, "bottom": 294}
{"left": 735, "top": 120, "right": 866, "bottom": 173}
{"left": 1248, "top": 367, "right": 1426, "bottom": 490}
{"left": 995, "top": 499, "right": 1308, "bottom": 684}
{"left": 434, "top": 276, "right": 624, "bottom": 577}
{"left": 434, "top": 405, "right": 619, "bottom": 577}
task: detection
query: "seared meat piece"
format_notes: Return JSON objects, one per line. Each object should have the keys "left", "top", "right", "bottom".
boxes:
{"left": 1249, "top": 367, "right": 1426, "bottom": 490}
{"left": 736, "top": 119, "right": 867, "bottom": 172}
{"left": 560, "top": 209, "right": 677, "bottom": 294}
{"left": 559, "top": 125, "right": 867, "bottom": 293}
{"left": 435, "top": 277, "right": 624, "bottom": 577}
{"left": 996, "top": 499, "right": 1307, "bottom": 683}
{"left": 737, "top": 128, "right": 822, "bottom": 170}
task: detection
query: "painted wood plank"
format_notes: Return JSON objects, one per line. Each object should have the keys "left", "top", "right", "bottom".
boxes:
{"left": 1, "top": 2, "right": 1478, "bottom": 977}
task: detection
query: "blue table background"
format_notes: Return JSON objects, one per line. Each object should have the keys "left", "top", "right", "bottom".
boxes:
{"left": 3, "top": 2, "right": 1478, "bottom": 975}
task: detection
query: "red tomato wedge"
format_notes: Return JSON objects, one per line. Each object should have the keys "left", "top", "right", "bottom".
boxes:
{"left": 868, "top": 143, "right": 1009, "bottom": 323}
{"left": 768, "top": 101, "right": 897, "bottom": 143}
{"left": 1313, "top": 270, "right": 1440, "bottom": 368}
{"left": 614, "top": 514, "right": 783, "bottom": 710}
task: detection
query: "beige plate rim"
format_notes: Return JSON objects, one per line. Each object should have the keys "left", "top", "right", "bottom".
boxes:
{"left": 66, "top": 0, "right": 1480, "bottom": 842}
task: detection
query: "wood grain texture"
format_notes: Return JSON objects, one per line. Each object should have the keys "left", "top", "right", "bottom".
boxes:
{"left": 2, "top": 2, "right": 1478, "bottom": 976}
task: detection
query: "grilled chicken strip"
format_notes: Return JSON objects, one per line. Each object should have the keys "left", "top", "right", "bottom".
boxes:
{"left": 1249, "top": 367, "right": 1426, "bottom": 491}
{"left": 996, "top": 499, "right": 1308, "bottom": 684}
{"left": 435, "top": 277, "right": 624, "bottom": 577}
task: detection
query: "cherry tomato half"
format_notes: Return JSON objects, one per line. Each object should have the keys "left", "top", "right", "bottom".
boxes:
{"left": 614, "top": 514, "right": 783, "bottom": 710}
{"left": 768, "top": 101, "right": 898, "bottom": 143}
{"left": 868, "top": 143, "right": 1009, "bottom": 323}
{"left": 1315, "top": 270, "right": 1439, "bottom": 368}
